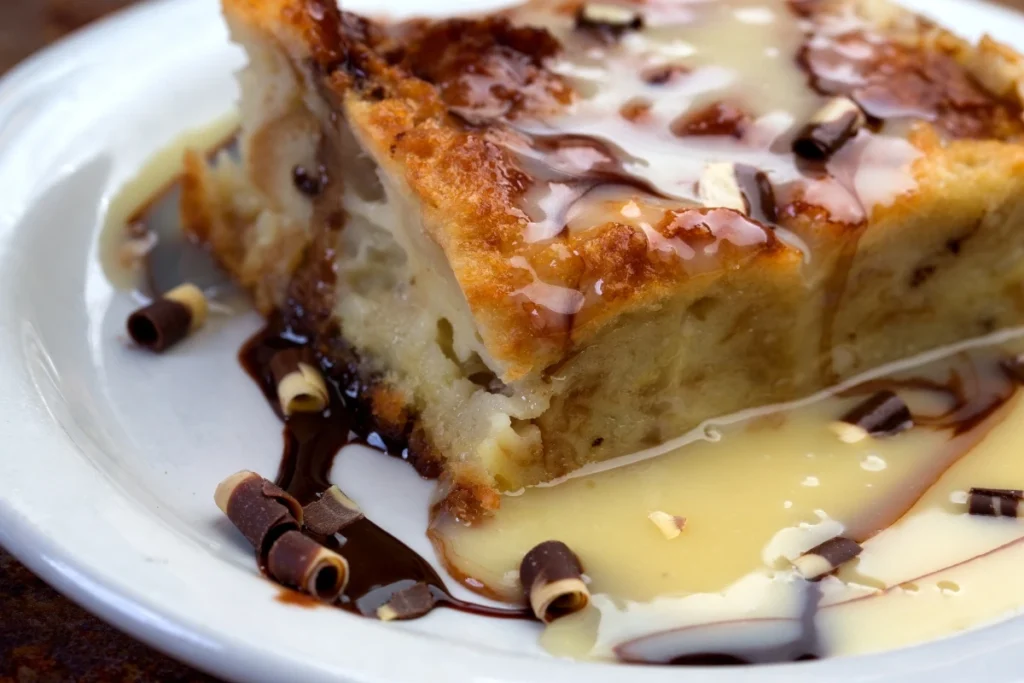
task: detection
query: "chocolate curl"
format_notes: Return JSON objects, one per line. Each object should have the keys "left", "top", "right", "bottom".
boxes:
{"left": 303, "top": 485, "right": 364, "bottom": 536}
{"left": 266, "top": 530, "right": 349, "bottom": 601}
{"left": 968, "top": 487, "right": 1024, "bottom": 518}
{"left": 376, "top": 582, "right": 438, "bottom": 622}
{"left": 792, "top": 96, "right": 866, "bottom": 161}
{"left": 734, "top": 164, "right": 777, "bottom": 224}
{"left": 830, "top": 390, "right": 913, "bottom": 444}
{"left": 519, "top": 541, "right": 590, "bottom": 623}
{"left": 214, "top": 470, "right": 304, "bottom": 562}
{"left": 792, "top": 537, "right": 862, "bottom": 581}
{"left": 127, "top": 283, "right": 208, "bottom": 352}
{"left": 270, "top": 349, "right": 329, "bottom": 416}
{"left": 575, "top": 3, "right": 644, "bottom": 35}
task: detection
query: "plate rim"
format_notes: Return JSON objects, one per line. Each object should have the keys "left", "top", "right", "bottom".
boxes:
{"left": 3, "top": 1, "right": 1024, "bottom": 682}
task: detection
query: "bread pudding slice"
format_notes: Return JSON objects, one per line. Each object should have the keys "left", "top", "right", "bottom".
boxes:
{"left": 183, "top": 0, "right": 1024, "bottom": 518}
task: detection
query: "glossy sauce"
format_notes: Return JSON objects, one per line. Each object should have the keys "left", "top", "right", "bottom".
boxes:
{"left": 432, "top": 342, "right": 1024, "bottom": 663}
{"left": 240, "top": 320, "right": 531, "bottom": 621}
{"left": 105, "top": 0, "right": 1024, "bottom": 666}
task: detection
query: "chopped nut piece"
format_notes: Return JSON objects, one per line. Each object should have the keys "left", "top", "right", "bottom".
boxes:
{"left": 647, "top": 511, "right": 686, "bottom": 540}
{"left": 575, "top": 3, "right": 644, "bottom": 35}
{"left": 127, "top": 283, "right": 208, "bottom": 352}
{"left": 270, "top": 348, "right": 330, "bottom": 416}
{"left": 698, "top": 163, "right": 748, "bottom": 214}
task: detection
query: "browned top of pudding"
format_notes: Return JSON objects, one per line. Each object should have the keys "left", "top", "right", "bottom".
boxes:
{"left": 226, "top": 0, "right": 1024, "bottom": 381}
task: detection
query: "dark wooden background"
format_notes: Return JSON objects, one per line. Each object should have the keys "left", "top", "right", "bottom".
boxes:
{"left": 3, "top": 0, "right": 1024, "bottom": 681}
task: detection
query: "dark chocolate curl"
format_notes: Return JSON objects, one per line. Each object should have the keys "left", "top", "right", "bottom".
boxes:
{"left": 303, "top": 485, "right": 364, "bottom": 536}
{"left": 127, "top": 283, "right": 207, "bottom": 353}
{"left": 833, "top": 390, "right": 913, "bottom": 443}
{"left": 215, "top": 471, "right": 302, "bottom": 563}
{"left": 127, "top": 298, "right": 192, "bottom": 352}
{"left": 266, "top": 530, "right": 349, "bottom": 601}
{"left": 261, "top": 479, "right": 305, "bottom": 524}
{"left": 792, "top": 97, "right": 865, "bottom": 161}
{"left": 968, "top": 487, "right": 1024, "bottom": 518}
{"left": 520, "top": 541, "right": 590, "bottom": 623}
{"left": 270, "top": 348, "right": 329, "bottom": 416}
{"left": 377, "top": 582, "right": 438, "bottom": 621}
{"left": 734, "top": 164, "right": 777, "bottom": 224}
{"left": 793, "top": 536, "right": 862, "bottom": 581}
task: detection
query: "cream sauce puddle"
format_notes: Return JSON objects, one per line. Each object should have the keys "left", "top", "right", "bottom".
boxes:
{"left": 431, "top": 339, "right": 1024, "bottom": 662}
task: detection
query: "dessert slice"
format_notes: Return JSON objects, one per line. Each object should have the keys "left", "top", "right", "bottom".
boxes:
{"left": 183, "top": 0, "right": 1024, "bottom": 518}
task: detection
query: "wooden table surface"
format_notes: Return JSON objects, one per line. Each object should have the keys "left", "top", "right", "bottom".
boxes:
{"left": 3, "top": 0, "right": 1024, "bottom": 681}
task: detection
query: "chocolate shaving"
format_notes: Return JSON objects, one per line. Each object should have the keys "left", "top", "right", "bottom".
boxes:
{"left": 793, "top": 537, "right": 862, "bottom": 581}
{"left": 792, "top": 97, "right": 865, "bottom": 161}
{"left": 376, "top": 582, "right": 438, "bottom": 621}
{"left": 303, "top": 485, "right": 364, "bottom": 536}
{"left": 266, "top": 529, "right": 349, "bottom": 601}
{"left": 261, "top": 479, "right": 305, "bottom": 523}
{"left": 734, "top": 164, "right": 777, "bottom": 224}
{"left": 968, "top": 487, "right": 1024, "bottom": 518}
{"left": 831, "top": 390, "right": 913, "bottom": 443}
{"left": 127, "top": 298, "right": 192, "bottom": 352}
{"left": 520, "top": 541, "right": 590, "bottom": 623}
{"left": 215, "top": 471, "right": 303, "bottom": 563}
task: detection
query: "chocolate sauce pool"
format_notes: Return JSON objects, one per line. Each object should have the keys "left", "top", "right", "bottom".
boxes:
{"left": 239, "top": 321, "right": 531, "bottom": 621}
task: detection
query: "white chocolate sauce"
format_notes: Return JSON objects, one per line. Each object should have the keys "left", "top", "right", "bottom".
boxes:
{"left": 431, "top": 335, "right": 1024, "bottom": 663}
{"left": 502, "top": 0, "right": 921, "bottom": 239}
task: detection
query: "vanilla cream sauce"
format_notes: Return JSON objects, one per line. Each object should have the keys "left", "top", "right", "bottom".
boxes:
{"left": 507, "top": 0, "right": 920, "bottom": 231}
{"left": 431, "top": 335, "right": 1024, "bottom": 662}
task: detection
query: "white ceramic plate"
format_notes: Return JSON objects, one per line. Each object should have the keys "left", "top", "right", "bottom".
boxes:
{"left": 3, "top": 0, "right": 1024, "bottom": 681}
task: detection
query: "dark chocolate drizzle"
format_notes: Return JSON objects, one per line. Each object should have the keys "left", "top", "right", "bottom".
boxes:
{"left": 240, "top": 321, "right": 531, "bottom": 621}
{"left": 618, "top": 352, "right": 1021, "bottom": 666}
{"left": 618, "top": 583, "right": 822, "bottom": 666}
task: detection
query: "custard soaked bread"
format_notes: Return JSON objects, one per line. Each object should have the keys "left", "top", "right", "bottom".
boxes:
{"left": 183, "top": 0, "right": 1024, "bottom": 516}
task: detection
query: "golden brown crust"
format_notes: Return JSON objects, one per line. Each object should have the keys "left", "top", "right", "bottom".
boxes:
{"left": 219, "top": 0, "right": 1024, "bottom": 384}
{"left": 190, "top": 0, "right": 1024, "bottom": 510}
